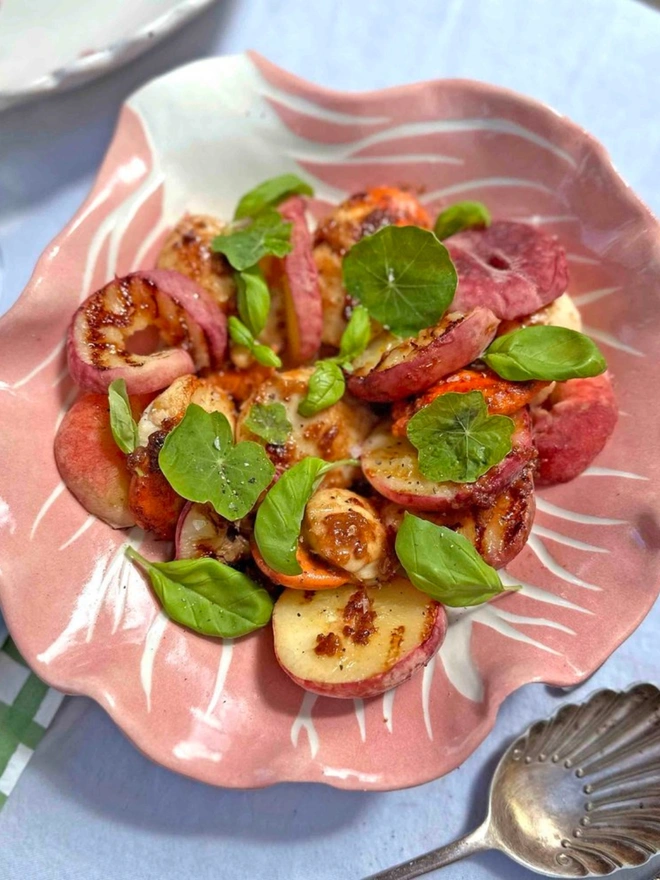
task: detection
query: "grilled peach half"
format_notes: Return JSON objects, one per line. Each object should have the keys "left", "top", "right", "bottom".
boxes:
{"left": 54, "top": 391, "right": 150, "bottom": 528}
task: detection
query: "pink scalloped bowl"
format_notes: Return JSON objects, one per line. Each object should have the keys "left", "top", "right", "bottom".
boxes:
{"left": 1, "top": 53, "right": 659, "bottom": 791}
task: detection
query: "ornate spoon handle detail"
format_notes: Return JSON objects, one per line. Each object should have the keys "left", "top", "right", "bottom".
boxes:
{"left": 365, "top": 825, "right": 492, "bottom": 879}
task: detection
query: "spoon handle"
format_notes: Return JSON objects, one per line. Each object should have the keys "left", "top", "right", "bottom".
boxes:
{"left": 364, "top": 823, "right": 492, "bottom": 879}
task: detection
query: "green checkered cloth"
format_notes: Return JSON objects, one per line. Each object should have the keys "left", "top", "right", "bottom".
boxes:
{"left": 0, "top": 628, "right": 64, "bottom": 810}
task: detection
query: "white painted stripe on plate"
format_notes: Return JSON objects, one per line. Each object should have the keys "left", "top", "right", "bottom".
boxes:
{"left": 531, "top": 524, "right": 608, "bottom": 553}
{"left": 10, "top": 339, "right": 65, "bottom": 391}
{"left": 0, "top": 652, "right": 30, "bottom": 704}
{"left": 528, "top": 535, "right": 601, "bottom": 591}
{"left": 421, "top": 653, "right": 437, "bottom": 740}
{"left": 140, "top": 610, "right": 168, "bottom": 712}
{"left": 572, "top": 286, "right": 620, "bottom": 306}
{"left": 382, "top": 689, "right": 395, "bottom": 734}
{"left": 582, "top": 466, "right": 649, "bottom": 481}
{"left": 59, "top": 515, "right": 96, "bottom": 551}
{"left": 260, "top": 82, "right": 390, "bottom": 125}
{"left": 322, "top": 766, "right": 381, "bottom": 783}
{"left": 0, "top": 744, "right": 33, "bottom": 797}
{"left": 535, "top": 496, "right": 625, "bottom": 525}
{"left": 204, "top": 639, "right": 234, "bottom": 719}
{"left": 422, "top": 176, "right": 554, "bottom": 202}
{"left": 30, "top": 481, "right": 65, "bottom": 539}
{"left": 291, "top": 691, "right": 319, "bottom": 758}
{"left": 353, "top": 698, "right": 366, "bottom": 742}
{"left": 581, "top": 324, "right": 644, "bottom": 357}
{"left": 172, "top": 741, "right": 222, "bottom": 763}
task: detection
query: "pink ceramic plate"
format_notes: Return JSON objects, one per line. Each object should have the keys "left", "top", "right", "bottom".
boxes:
{"left": 1, "top": 53, "right": 659, "bottom": 791}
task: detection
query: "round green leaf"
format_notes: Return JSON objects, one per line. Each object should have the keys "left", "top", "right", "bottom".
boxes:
{"left": 212, "top": 210, "right": 292, "bottom": 271}
{"left": 159, "top": 404, "right": 274, "bottom": 520}
{"left": 406, "top": 391, "right": 514, "bottom": 483}
{"left": 244, "top": 403, "right": 292, "bottom": 446}
{"left": 342, "top": 226, "right": 457, "bottom": 337}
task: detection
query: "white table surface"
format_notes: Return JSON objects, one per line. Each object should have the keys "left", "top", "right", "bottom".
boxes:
{"left": 1, "top": 0, "right": 659, "bottom": 877}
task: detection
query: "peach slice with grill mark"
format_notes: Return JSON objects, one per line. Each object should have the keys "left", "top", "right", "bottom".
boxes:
{"left": 67, "top": 270, "right": 227, "bottom": 394}
{"left": 347, "top": 308, "right": 499, "bottom": 403}
{"left": 361, "top": 410, "right": 535, "bottom": 512}
{"left": 273, "top": 577, "right": 447, "bottom": 699}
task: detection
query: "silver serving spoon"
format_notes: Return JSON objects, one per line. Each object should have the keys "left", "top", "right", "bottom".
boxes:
{"left": 367, "top": 683, "right": 660, "bottom": 879}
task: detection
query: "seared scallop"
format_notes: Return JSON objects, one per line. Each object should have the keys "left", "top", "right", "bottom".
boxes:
{"left": 302, "top": 489, "right": 388, "bottom": 581}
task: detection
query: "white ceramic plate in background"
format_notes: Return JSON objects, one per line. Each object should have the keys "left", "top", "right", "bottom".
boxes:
{"left": 0, "top": 0, "right": 218, "bottom": 112}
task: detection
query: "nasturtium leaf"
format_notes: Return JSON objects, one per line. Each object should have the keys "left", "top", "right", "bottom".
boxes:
{"left": 234, "top": 174, "right": 314, "bottom": 221}
{"left": 483, "top": 325, "right": 607, "bottom": 382}
{"left": 254, "top": 457, "right": 358, "bottom": 576}
{"left": 434, "top": 200, "right": 491, "bottom": 240}
{"left": 395, "top": 514, "right": 517, "bottom": 607}
{"left": 406, "top": 391, "right": 514, "bottom": 483}
{"left": 342, "top": 226, "right": 457, "bottom": 337}
{"left": 126, "top": 548, "right": 272, "bottom": 637}
{"left": 212, "top": 210, "right": 292, "bottom": 271}
{"left": 244, "top": 402, "right": 292, "bottom": 446}
{"left": 159, "top": 404, "right": 274, "bottom": 520}
{"left": 108, "top": 378, "right": 139, "bottom": 454}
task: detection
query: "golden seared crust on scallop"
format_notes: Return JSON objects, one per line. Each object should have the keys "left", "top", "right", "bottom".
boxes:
{"left": 236, "top": 367, "right": 378, "bottom": 486}
{"left": 302, "top": 489, "right": 388, "bottom": 581}
{"left": 137, "top": 374, "right": 236, "bottom": 446}
{"left": 157, "top": 214, "right": 236, "bottom": 311}
{"left": 313, "top": 187, "right": 432, "bottom": 347}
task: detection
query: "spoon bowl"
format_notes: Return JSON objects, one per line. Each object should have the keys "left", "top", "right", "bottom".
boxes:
{"left": 368, "top": 683, "right": 660, "bottom": 879}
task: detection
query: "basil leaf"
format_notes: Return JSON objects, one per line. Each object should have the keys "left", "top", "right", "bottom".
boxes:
{"left": 236, "top": 265, "right": 270, "bottom": 337}
{"left": 342, "top": 226, "right": 457, "bottom": 337}
{"left": 254, "top": 457, "right": 358, "bottom": 576}
{"left": 108, "top": 378, "right": 138, "bottom": 454}
{"left": 483, "top": 325, "right": 607, "bottom": 381}
{"left": 338, "top": 305, "right": 371, "bottom": 367}
{"left": 407, "top": 391, "right": 514, "bottom": 483}
{"left": 252, "top": 343, "right": 282, "bottom": 369}
{"left": 228, "top": 316, "right": 282, "bottom": 369}
{"left": 212, "top": 210, "right": 292, "bottom": 271}
{"left": 159, "top": 404, "right": 274, "bottom": 520}
{"left": 126, "top": 548, "right": 272, "bottom": 638}
{"left": 244, "top": 402, "right": 292, "bottom": 446}
{"left": 228, "top": 315, "right": 254, "bottom": 349}
{"left": 395, "top": 514, "right": 516, "bottom": 607}
{"left": 298, "top": 360, "right": 346, "bottom": 417}
{"left": 234, "top": 174, "right": 314, "bottom": 220}
{"left": 434, "top": 200, "right": 491, "bottom": 240}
